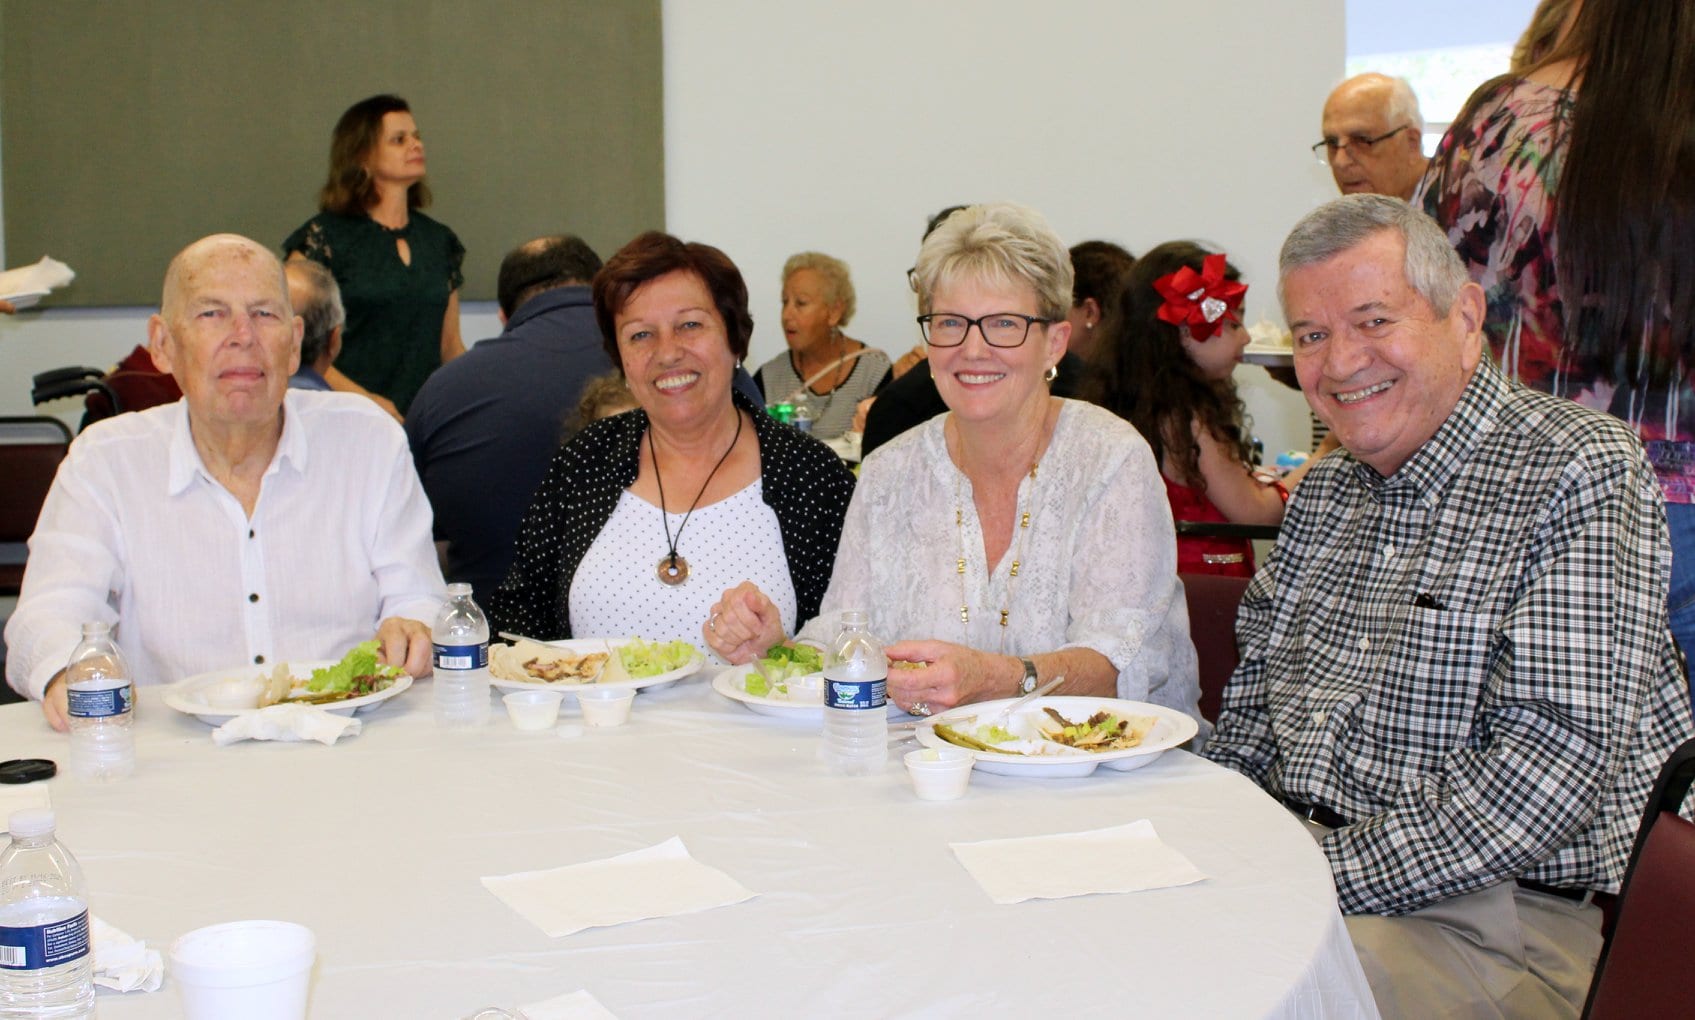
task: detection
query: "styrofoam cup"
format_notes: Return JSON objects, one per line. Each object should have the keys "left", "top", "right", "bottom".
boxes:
{"left": 904, "top": 747, "right": 975, "bottom": 800}
{"left": 577, "top": 687, "right": 635, "bottom": 727}
{"left": 502, "top": 689, "right": 564, "bottom": 730}
{"left": 170, "top": 920, "right": 315, "bottom": 1020}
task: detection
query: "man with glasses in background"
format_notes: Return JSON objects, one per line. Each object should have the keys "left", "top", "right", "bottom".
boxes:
{"left": 1316, "top": 73, "right": 1429, "bottom": 200}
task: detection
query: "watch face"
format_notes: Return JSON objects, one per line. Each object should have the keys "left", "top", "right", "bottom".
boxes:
{"left": 1019, "top": 661, "right": 1038, "bottom": 694}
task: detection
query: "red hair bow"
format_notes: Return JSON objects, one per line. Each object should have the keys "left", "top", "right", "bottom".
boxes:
{"left": 1153, "top": 253, "right": 1247, "bottom": 341}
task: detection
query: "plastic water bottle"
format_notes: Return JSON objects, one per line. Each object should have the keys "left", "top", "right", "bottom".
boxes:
{"left": 0, "top": 810, "right": 94, "bottom": 1019}
{"left": 432, "top": 583, "right": 490, "bottom": 728}
{"left": 821, "top": 610, "right": 888, "bottom": 774}
{"left": 63, "top": 621, "right": 135, "bottom": 782}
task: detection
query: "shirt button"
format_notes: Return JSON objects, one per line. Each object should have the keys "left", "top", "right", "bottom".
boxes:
{"left": 254, "top": 654, "right": 266, "bottom": 664}
{"left": 1382, "top": 545, "right": 1395, "bottom": 560}
{"left": 248, "top": 529, "right": 255, "bottom": 539}
{"left": 1358, "top": 637, "right": 1370, "bottom": 652}
{"left": 248, "top": 593, "right": 260, "bottom": 603}
{"left": 1312, "top": 710, "right": 1328, "bottom": 725}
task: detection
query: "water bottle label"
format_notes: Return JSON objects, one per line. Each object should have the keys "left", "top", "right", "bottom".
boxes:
{"left": 433, "top": 642, "right": 487, "bottom": 670}
{"left": 66, "top": 683, "right": 132, "bottom": 719}
{"left": 825, "top": 676, "right": 886, "bottom": 710}
{"left": 0, "top": 909, "right": 90, "bottom": 970}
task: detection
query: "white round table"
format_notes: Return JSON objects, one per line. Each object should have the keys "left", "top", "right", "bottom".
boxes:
{"left": 0, "top": 672, "right": 1378, "bottom": 1017}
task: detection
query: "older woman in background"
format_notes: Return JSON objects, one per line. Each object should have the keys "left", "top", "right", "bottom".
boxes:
{"left": 754, "top": 252, "right": 892, "bottom": 440}
{"left": 285, "top": 94, "right": 464, "bottom": 416}
{"left": 486, "top": 232, "right": 855, "bottom": 650}
{"left": 707, "top": 204, "right": 1199, "bottom": 721}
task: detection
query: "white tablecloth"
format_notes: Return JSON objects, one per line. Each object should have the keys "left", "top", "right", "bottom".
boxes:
{"left": 0, "top": 673, "right": 1378, "bottom": 1018}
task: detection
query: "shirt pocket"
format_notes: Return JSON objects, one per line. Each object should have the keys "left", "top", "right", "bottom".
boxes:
{"left": 1351, "top": 606, "right": 1497, "bottom": 776}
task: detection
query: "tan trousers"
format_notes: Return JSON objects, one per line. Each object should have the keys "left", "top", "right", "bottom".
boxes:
{"left": 1302, "top": 819, "right": 1603, "bottom": 1018}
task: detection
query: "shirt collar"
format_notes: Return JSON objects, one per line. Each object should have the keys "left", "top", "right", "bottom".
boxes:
{"left": 505, "top": 285, "right": 592, "bottom": 333}
{"left": 165, "top": 394, "right": 305, "bottom": 495}
{"left": 1353, "top": 357, "right": 1505, "bottom": 504}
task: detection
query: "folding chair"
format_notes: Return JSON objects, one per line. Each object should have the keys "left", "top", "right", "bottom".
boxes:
{"left": 1179, "top": 571, "right": 1251, "bottom": 723}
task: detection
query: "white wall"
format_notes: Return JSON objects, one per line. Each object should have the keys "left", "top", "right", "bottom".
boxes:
{"left": 2, "top": 0, "right": 1344, "bottom": 457}
{"left": 663, "top": 0, "right": 1344, "bottom": 458}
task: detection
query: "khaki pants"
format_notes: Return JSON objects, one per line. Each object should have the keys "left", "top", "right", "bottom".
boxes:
{"left": 1302, "top": 819, "right": 1603, "bottom": 1018}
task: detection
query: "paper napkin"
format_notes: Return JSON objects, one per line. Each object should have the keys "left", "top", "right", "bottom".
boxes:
{"left": 92, "top": 917, "right": 163, "bottom": 993}
{"left": 210, "top": 703, "right": 362, "bottom": 746}
{"left": 520, "top": 989, "right": 619, "bottom": 1020}
{"left": 481, "top": 836, "right": 755, "bottom": 938}
{"left": 949, "top": 819, "right": 1206, "bottom": 904}
{"left": 0, "top": 782, "right": 51, "bottom": 832}
{"left": 0, "top": 256, "right": 75, "bottom": 299}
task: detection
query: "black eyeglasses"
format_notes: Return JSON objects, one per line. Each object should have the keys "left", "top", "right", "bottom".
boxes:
{"left": 1310, "top": 125, "right": 1410, "bottom": 163}
{"left": 916, "top": 312, "right": 1052, "bottom": 348}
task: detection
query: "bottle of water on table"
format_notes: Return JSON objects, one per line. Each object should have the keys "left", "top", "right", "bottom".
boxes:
{"left": 822, "top": 609, "right": 888, "bottom": 774}
{"left": 433, "top": 583, "right": 490, "bottom": 728}
{"left": 63, "top": 621, "right": 135, "bottom": 782}
{"left": 0, "top": 809, "right": 94, "bottom": 1019}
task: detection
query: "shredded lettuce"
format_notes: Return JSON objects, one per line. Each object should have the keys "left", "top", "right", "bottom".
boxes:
{"left": 619, "top": 638, "right": 697, "bottom": 678}
{"left": 756, "top": 644, "right": 822, "bottom": 684}
{"left": 972, "top": 724, "right": 1019, "bottom": 745}
{"left": 306, "top": 640, "right": 403, "bottom": 693}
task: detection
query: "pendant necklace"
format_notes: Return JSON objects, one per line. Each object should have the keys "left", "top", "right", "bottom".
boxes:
{"left": 651, "top": 409, "right": 744, "bottom": 585}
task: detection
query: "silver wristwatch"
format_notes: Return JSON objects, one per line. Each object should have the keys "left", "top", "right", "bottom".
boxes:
{"left": 1017, "top": 658, "right": 1039, "bottom": 696}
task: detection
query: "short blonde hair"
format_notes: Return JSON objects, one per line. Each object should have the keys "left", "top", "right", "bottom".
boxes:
{"left": 781, "top": 251, "right": 856, "bottom": 327}
{"left": 911, "top": 203, "right": 1073, "bottom": 321}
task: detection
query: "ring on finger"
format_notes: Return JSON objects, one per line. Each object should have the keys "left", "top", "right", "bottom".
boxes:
{"left": 911, "top": 701, "right": 931, "bottom": 716}
{"left": 708, "top": 612, "right": 720, "bottom": 633}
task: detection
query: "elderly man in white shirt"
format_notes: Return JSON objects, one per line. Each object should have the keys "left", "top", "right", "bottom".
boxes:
{"left": 4, "top": 234, "right": 444, "bottom": 729}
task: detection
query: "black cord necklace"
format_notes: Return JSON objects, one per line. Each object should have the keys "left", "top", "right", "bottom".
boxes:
{"left": 650, "top": 409, "right": 745, "bottom": 586}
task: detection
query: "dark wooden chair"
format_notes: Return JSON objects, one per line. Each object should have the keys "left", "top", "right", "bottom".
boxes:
{"left": 0, "top": 416, "right": 72, "bottom": 596}
{"left": 1179, "top": 572, "right": 1251, "bottom": 723}
{"left": 1581, "top": 736, "right": 1695, "bottom": 1018}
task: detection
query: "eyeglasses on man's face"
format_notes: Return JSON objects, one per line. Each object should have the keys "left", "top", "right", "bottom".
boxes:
{"left": 1310, "top": 125, "right": 1410, "bottom": 163}
{"left": 916, "top": 311, "right": 1052, "bottom": 348}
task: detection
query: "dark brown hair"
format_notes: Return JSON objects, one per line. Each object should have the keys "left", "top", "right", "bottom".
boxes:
{"left": 1068, "top": 240, "right": 1135, "bottom": 307}
{"left": 591, "top": 231, "right": 754, "bottom": 364}
{"left": 1086, "top": 241, "right": 1251, "bottom": 492}
{"left": 1436, "top": 0, "right": 1695, "bottom": 382}
{"left": 318, "top": 94, "right": 431, "bottom": 216}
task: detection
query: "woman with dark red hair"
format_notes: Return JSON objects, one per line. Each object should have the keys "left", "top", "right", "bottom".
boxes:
{"left": 485, "top": 232, "right": 855, "bottom": 652}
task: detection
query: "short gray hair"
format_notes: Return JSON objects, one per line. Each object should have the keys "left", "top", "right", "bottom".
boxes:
{"left": 781, "top": 251, "right": 856, "bottom": 327}
{"left": 1278, "top": 194, "right": 1467, "bottom": 316}
{"left": 285, "top": 259, "right": 345, "bottom": 366}
{"left": 912, "top": 202, "right": 1074, "bottom": 321}
{"left": 1382, "top": 75, "right": 1424, "bottom": 134}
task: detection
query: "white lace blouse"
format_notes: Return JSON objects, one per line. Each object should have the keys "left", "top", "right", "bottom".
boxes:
{"left": 796, "top": 399, "right": 1201, "bottom": 720}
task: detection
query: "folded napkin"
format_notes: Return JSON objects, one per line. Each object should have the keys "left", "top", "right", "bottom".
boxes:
{"left": 520, "top": 989, "right": 618, "bottom": 1020}
{"left": 0, "top": 256, "right": 75, "bottom": 299}
{"left": 92, "top": 917, "right": 163, "bottom": 993}
{"left": 0, "top": 782, "right": 51, "bottom": 832}
{"left": 481, "top": 836, "right": 755, "bottom": 938}
{"left": 210, "top": 703, "right": 361, "bottom": 746}
{"left": 950, "top": 819, "right": 1206, "bottom": 904}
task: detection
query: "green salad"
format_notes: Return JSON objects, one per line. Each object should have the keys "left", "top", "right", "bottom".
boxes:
{"left": 305, "top": 640, "right": 404, "bottom": 696}
{"left": 745, "top": 644, "right": 823, "bottom": 697}
{"left": 619, "top": 638, "right": 698, "bottom": 678}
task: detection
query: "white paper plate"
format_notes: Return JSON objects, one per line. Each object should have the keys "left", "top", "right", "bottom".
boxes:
{"left": 914, "top": 696, "right": 1198, "bottom": 777}
{"left": 1, "top": 291, "right": 48, "bottom": 310}
{"left": 488, "top": 638, "right": 704, "bottom": 694}
{"left": 163, "top": 661, "right": 413, "bottom": 725}
{"left": 713, "top": 665, "right": 916, "bottom": 723}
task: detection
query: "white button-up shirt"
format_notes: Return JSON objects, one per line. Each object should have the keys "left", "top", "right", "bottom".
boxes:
{"left": 5, "top": 390, "right": 445, "bottom": 700}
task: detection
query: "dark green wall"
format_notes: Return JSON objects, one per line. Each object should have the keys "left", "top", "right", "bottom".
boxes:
{"left": 1, "top": 0, "right": 665, "bottom": 305}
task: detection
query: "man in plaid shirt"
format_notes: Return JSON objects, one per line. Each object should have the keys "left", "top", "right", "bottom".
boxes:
{"left": 1205, "top": 194, "right": 1695, "bottom": 1017}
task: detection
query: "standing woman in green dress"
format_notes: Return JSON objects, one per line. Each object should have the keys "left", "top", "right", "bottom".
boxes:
{"left": 285, "top": 94, "right": 465, "bottom": 417}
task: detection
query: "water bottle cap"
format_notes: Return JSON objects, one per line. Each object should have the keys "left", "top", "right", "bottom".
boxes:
{"left": 446, "top": 583, "right": 472, "bottom": 598}
{"left": 7, "top": 808, "right": 55, "bottom": 838}
{"left": 80, "top": 621, "right": 112, "bottom": 637}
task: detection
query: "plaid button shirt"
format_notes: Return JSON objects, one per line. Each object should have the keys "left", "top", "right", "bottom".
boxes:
{"left": 1205, "top": 358, "right": 1695, "bottom": 915}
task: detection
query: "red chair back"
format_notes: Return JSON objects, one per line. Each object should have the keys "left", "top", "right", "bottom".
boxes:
{"left": 1180, "top": 572, "right": 1250, "bottom": 723}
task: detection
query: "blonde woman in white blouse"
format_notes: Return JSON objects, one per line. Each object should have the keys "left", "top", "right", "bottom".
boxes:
{"left": 705, "top": 204, "right": 1200, "bottom": 721}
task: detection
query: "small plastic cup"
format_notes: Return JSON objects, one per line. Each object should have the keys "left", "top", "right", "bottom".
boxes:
{"left": 170, "top": 920, "right": 315, "bottom": 1020}
{"left": 904, "top": 747, "right": 975, "bottom": 800}
{"left": 577, "top": 687, "right": 635, "bottom": 727}
{"left": 502, "top": 689, "right": 564, "bottom": 731}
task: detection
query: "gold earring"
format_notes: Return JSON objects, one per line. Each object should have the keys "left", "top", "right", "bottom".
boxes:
{"left": 1044, "top": 364, "right": 1059, "bottom": 384}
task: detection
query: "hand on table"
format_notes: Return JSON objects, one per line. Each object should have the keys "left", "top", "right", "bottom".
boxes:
{"left": 704, "top": 581, "right": 786, "bottom": 664}
{"left": 883, "top": 639, "right": 1013, "bottom": 716}
{"left": 41, "top": 673, "right": 70, "bottom": 733}
{"left": 377, "top": 617, "right": 433, "bottom": 678}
